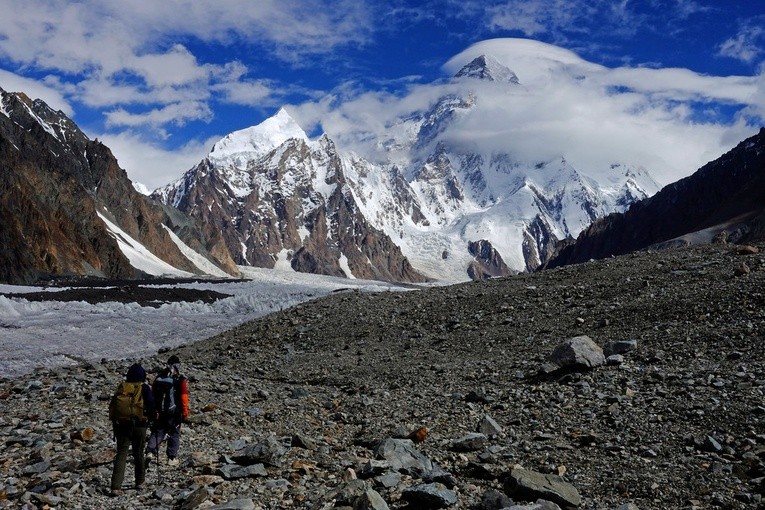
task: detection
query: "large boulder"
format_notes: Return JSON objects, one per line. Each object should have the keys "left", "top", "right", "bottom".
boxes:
{"left": 548, "top": 336, "right": 605, "bottom": 370}
{"left": 504, "top": 467, "right": 581, "bottom": 508}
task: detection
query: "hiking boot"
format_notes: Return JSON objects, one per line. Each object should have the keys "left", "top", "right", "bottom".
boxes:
{"left": 135, "top": 482, "right": 144, "bottom": 491}
{"left": 109, "top": 489, "right": 123, "bottom": 497}
{"left": 167, "top": 457, "right": 179, "bottom": 467}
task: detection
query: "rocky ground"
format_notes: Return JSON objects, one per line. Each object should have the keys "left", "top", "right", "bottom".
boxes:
{"left": 1, "top": 242, "right": 765, "bottom": 510}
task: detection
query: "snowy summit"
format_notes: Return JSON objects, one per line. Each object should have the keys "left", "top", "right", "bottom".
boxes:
{"left": 454, "top": 54, "right": 520, "bottom": 83}
{"left": 208, "top": 108, "right": 309, "bottom": 170}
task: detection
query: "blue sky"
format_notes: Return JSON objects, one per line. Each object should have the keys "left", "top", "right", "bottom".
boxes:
{"left": 0, "top": 0, "right": 763, "bottom": 190}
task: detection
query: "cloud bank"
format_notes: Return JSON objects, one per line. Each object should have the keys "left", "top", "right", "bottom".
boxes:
{"left": 0, "top": 1, "right": 372, "bottom": 121}
{"left": 293, "top": 38, "right": 764, "bottom": 186}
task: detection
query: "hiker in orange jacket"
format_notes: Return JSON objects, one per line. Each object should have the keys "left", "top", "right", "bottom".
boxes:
{"left": 146, "top": 355, "right": 189, "bottom": 466}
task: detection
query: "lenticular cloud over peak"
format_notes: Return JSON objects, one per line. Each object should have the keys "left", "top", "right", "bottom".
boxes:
{"left": 296, "top": 37, "right": 758, "bottom": 188}
{"left": 444, "top": 38, "right": 596, "bottom": 86}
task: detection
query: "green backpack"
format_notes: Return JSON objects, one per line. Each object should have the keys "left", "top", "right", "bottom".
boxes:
{"left": 109, "top": 381, "right": 145, "bottom": 423}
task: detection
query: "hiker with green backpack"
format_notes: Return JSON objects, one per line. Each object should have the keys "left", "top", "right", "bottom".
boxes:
{"left": 108, "top": 362, "right": 156, "bottom": 496}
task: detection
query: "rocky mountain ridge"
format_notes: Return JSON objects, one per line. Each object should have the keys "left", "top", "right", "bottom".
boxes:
{"left": 546, "top": 127, "right": 765, "bottom": 268}
{"left": 0, "top": 87, "right": 239, "bottom": 285}
{"left": 154, "top": 55, "right": 660, "bottom": 282}
{"left": 154, "top": 115, "right": 425, "bottom": 283}
{"left": 1, "top": 241, "right": 764, "bottom": 509}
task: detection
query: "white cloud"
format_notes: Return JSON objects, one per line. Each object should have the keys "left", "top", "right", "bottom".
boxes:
{"left": 105, "top": 101, "right": 213, "bottom": 131}
{"left": 98, "top": 131, "right": 220, "bottom": 192}
{"left": 474, "top": 0, "right": 714, "bottom": 43}
{"left": 0, "top": 0, "right": 373, "bottom": 130}
{"left": 487, "top": 0, "right": 583, "bottom": 36}
{"left": 128, "top": 45, "right": 208, "bottom": 88}
{"left": 293, "top": 38, "right": 763, "bottom": 188}
{"left": 718, "top": 24, "right": 765, "bottom": 64}
{"left": 212, "top": 80, "right": 274, "bottom": 106}
{"left": 0, "top": 70, "right": 73, "bottom": 116}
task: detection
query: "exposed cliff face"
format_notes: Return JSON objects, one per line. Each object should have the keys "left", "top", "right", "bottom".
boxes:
{"left": 467, "top": 239, "right": 514, "bottom": 280}
{"left": 545, "top": 128, "right": 765, "bottom": 268}
{"left": 0, "top": 88, "right": 238, "bottom": 284}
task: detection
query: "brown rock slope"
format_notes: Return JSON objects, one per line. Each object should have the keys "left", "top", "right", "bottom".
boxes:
{"left": 0, "top": 88, "right": 238, "bottom": 284}
{"left": 1, "top": 242, "right": 764, "bottom": 509}
{"left": 546, "top": 127, "right": 765, "bottom": 269}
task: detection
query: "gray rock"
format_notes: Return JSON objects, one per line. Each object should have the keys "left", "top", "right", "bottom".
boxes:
{"left": 291, "top": 433, "right": 317, "bottom": 449}
{"left": 504, "top": 467, "right": 582, "bottom": 508}
{"left": 606, "top": 354, "right": 624, "bottom": 365}
{"left": 208, "top": 499, "right": 256, "bottom": 510}
{"left": 376, "top": 471, "right": 402, "bottom": 488}
{"left": 503, "top": 500, "right": 562, "bottom": 510}
{"left": 702, "top": 435, "right": 723, "bottom": 453}
{"left": 549, "top": 336, "right": 605, "bottom": 369}
{"left": 477, "top": 489, "right": 514, "bottom": 510}
{"left": 452, "top": 432, "right": 489, "bottom": 452}
{"left": 360, "top": 459, "right": 390, "bottom": 477}
{"left": 329, "top": 480, "right": 369, "bottom": 507}
{"left": 178, "top": 484, "right": 209, "bottom": 510}
{"left": 603, "top": 339, "right": 638, "bottom": 357}
{"left": 232, "top": 435, "right": 286, "bottom": 467}
{"left": 373, "top": 438, "right": 433, "bottom": 475}
{"left": 479, "top": 414, "right": 503, "bottom": 436}
{"left": 422, "top": 465, "right": 458, "bottom": 489}
{"left": 401, "top": 482, "right": 458, "bottom": 508}
{"left": 29, "top": 492, "right": 62, "bottom": 506}
{"left": 22, "top": 460, "right": 50, "bottom": 475}
{"left": 353, "top": 488, "right": 390, "bottom": 510}
{"left": 216, "top": 463, "right": 268, "bottom": 480}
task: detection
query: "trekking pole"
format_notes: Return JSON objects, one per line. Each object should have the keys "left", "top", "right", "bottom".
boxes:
{"left": 148, "top": 426, "right": 164, "bottom": 485}
{"left": 156, "top": 435, "right": 166, "bottom": 485}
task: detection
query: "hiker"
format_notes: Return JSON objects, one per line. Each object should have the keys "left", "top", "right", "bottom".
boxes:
{"left": 146, "top": 355, "right": 190, "bottom": 466}
{"left": 108, "top": 362, "right": 156, "bottom": 496}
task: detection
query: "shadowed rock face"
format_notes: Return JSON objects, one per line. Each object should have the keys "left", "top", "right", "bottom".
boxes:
{"left": 467, "top": 239, "right": 514, "bottom": 280}
{"left": 545, "top": 128, "right": 765, "bottom": 269}
{"left": 0, "top": 88, "right": 238, "bottom": 284}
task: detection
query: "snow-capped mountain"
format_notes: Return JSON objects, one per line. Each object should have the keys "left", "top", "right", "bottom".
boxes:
{"left": 454, "top": 54, "right": 520, "bottom": 83}
{"left": 155, "top": 55, "right": 661, "bottom": 282}
{"left": 154, "top": 109, "right": 425, "bottom": 283}
{"left": 0, "top": 87, "right": 239, "bottom": 284}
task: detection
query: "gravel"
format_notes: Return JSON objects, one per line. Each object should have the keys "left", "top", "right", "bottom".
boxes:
{"left": 1, "top": 242, "right": 764, "bottom": 509}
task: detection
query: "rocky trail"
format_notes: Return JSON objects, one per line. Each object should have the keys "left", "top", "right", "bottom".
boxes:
{"left": 2, "top": 242, "right": 765, "bottom": 509}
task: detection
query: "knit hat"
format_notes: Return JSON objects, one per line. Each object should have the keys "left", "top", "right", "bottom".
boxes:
{"left": 167, "top": 355, "right": 180, "bottom": 365}
{"left": 126, "top": 363, "right": 146, "bottom": 382}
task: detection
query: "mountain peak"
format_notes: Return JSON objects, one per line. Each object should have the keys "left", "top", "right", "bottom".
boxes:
{"left": 454, "top": 55, "right": 519, "bottom": 84}
{"left": 209, "top": 107, "right": 308, "bottom": 165}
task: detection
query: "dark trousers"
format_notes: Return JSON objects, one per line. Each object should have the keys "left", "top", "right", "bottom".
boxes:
{"left": 111, "top": 422, "right": 147, "bottom": 490}
{"left": 147, "top": 418, "right": 181, "bottom": 459}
